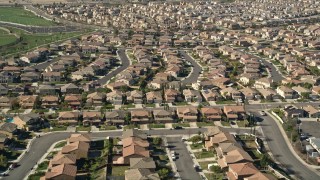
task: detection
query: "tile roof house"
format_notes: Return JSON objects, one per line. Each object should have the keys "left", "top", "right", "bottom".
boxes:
{"left": 217, "top": 148, "right": 254, "bottom": 169}
{"left": 164, "top": 89, "right": 181, "bottom": 103}
{"left": 64, "top": 95, "right": 82, "bottom": 108}
{"left": 303, "top": 105, "right": 320, "bottom": 118}
{"left": 201, "top": 89, "right": 222, "bottom": 101}
{"left": 19, "top": 95, "right": 38, "bottom": 109}
{"left": 131, "top": 110, "right": 150, "bottom": 124}
{"left": 48, "top": 151, "right": 77, "bottom": 169}
{"left": 86, "top": 92, "right": 106, "bottom": 106}
{"left": 201, "top": 107, "right": 223, "bottom": 121}
{"left": 205, "top": 131, "right": 237, "bottom": 150}
{"left": 60, "top": 83, "right": 81, "bottom": 94}
{"left": 0, "top": 96, "right": 14, "bottom": 109}
{"left": 122, "top": 129, "right": 147, "bottom": 140}
{"left": 41, "top": 95, "right": 59, "bottom": 108}
{"left": 244, "top": 172, "right": 275, "bottom": 180}
{"left": 67, "top": 134, "right": 91, "bottom": 144}
{"left": 223, "top": 106, "right": 246, "bottom": 120}
{"left": 220, "top": 87, "right": 242, "bottom": 101}
{"left": 121, "top": 144, "right": 150, "bottom": 164}
{"left": 240, "top": 87, "right": 260, "bottom": 100}
{"left": 61, "top": 141, "right": 89, "bottom": 159}
{"left": 146, "top": 91, "right": 163, "bottom": 104}
{"left": 105, "top": 111, "right": 125, "bottom": 125}
{"left": 82, "top": 111, "right": 101, "bottom": 126}
{"left": 58, "top": 111, "right": 79, "bottom": 125}
{"left": 276, "top": 86, "right": 295, "bottom": 99}
{"left": 0, "top": 84, "right": 8, "bottom": 96}
{"left": 0, "top": 122, "right": 17, "bottom": 138}
{"left": 254, "top": 77, "right": 273, "bottom": 89}
{"left": 107, "top": 91, "right": 123, "bottom": 105}
{"left": 125, "top": 168, "right": 160, "bottom": 180}
{"left": 227, "top": 162, "right": 259, "bottom": 180}
{"left": 13, "top": 113, "right": 42, "bottom": 131}
{"left": 183, "top": 89, "right": 202, "bottom": 103}
{"left": 256, "top": 88, "right": 279, "bottom": 100}
{"left": 215, "top": 142, "right": 242, "bottom": 159}
{"left": 176, "top": 106, "right": 198, "bottom": 122}
{"left": 152, "top": 109, "right": 174, "bottom": 123}
{"left": 126, "top": 90, "right": 143, "bottom": 104}
{"left": 41, "top": 164, "right": 77, "bottom": 180}
{"left": 129, "top": 157, "right": 156, "bottom": 171}
{"left": 38, "top": 85, "right": 57, "bottom": 95}
{"left": 42, "top": 72, "right": 61, "bottom": 82}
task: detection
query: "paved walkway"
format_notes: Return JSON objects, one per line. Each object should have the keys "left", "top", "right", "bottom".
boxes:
{"left": 140, "top": 124, "right": 149, "bottom": 130}
{"left": 190, "top": 122, "right": 198, "bottom": 128}
{"left": 91, "top": 126, "right": 99, "bottom": 132}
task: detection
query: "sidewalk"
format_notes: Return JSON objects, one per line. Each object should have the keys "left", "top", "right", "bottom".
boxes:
{"left": 184, "top": 141, "right": 208, "bottom": 180}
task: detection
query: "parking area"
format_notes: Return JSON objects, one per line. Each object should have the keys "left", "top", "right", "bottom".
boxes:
{"left": 166, "top": 136, "right": 203, "bottom": 180}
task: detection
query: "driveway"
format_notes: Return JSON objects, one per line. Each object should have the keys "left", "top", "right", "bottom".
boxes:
{"left": 166, "top": 136, "right": 202, "bottom": 180}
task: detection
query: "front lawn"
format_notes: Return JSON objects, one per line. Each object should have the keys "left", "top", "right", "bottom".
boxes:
{"left": 215, "top": 100, "right": 236, "bottom": 104}
{"left": 190, "top": 143, "right": 203, "bottom": 150}
{"left": 237, "top": 120, "right": 249, "bottom": 127}
{"left": 36, "top": 161, "right": 49, "bottom": 171}
{"left": 173, "top": 102, "right": 189, "bottom": 106}
{"left": 146, "top": 104, "right": 156, "bottom": 108}
{"left": 51, "top": 126, "right": 67, "bottom": 131}
{"left": 199, "top": 161, "right": 211, "bottom": 170}
{"left": 27, "top": 171, "right": 45, "bottom": 180}
{"left": 76, "top": 126, "right": 91, "bottom": 132}
{"left": 173, "top": 123, "right": 190, "bottom": 128}
{"left": 54, "top": 141, "right": 67, "bottom": 148}
{"left": 112, "top": 165, "right": 129, "bottom": 176}
{"left": 197, "top": 122, "right": 215, "bottom": 127}
{"left": 205, "top": 173, "right": 224, "bottom": 180}
{"left": 100, "top": 125, "right": 117, "bottom": 130}
{"left": 123, "top": 124, "right": 139, "bottom": 130}
{"left": 149, "top": 124, "right": 165, "bottom": 129}
{"left": 221, "top": 121, "right": 230, "bottom": 127}
{"left": 194, "top": 150, "right": 215, "bottom": 159}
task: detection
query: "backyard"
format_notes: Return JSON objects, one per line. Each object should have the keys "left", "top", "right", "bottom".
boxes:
{"left": 0, "top": 7, "right": 56, "bottom": 26}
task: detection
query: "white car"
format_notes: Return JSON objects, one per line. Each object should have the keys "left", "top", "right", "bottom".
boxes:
{"left": 259, "top": 111, "right": 266, "bottom": 116}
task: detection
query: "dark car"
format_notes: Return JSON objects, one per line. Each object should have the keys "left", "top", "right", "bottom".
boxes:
{"left": 174, "top": 126, "right": 183, "bottom": 130}
{"left": 230, "top": 121, "right": 236, "bottom": 125}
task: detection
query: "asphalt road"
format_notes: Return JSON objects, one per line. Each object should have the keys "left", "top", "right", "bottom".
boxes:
{"left": 166, "top": 136, "right": 202, "bottom": 180}
{"left": 31, "top": 58, "right": 60, "bottom": 71}
{"left": 179, "top": 51, "right": 202, "bottom": 85}
{"left": 253, "top": 111, "right": 320, "bottom": 179}
{"left": 261, "top": 59, "right": 284, "bottom": 83}
{"left": 95, "top": 48, "right": 130, "bottom": 85}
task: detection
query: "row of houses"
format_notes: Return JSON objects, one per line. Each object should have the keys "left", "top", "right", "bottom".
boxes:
{"left": 204, "top": 127, "right": 275, "bottom": 180}
{"left": 41, "top": 134, "right": 91, "bottom": 180}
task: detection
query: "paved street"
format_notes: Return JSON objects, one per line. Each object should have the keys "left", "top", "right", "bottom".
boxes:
{"left": 30, "top": 58, "right": 59, "bottom": 71}
{"left": 6, "top": 128, "right": 250, "bottom": 179}
{"left": 179, "top": 51, "right": 202, "bottom": 85}
{"left": 253, "top": 111, "right": 320, "bottom": 179}
{"left": 95, "top": 48, "right": 130, "bottom": 85}
{"left": 166, "top": 136, "right": 202, "bottom": 180}
{"left": 0, "top": 22, "right": 80, "bottom": 33}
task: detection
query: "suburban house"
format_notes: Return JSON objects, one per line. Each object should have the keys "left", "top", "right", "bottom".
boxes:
{"left": 303, "top": 105, "right": 320, "bottom": 118}
{"left": 220, "top": 87, "right": 242, "bottom": 101}
{"left": 254, "top": 77, "right": 273, "bottom": 89}
{"left": 19, "top": 95, "right": 38, "bottom": 109}
{"left": 38, "top": 85, "right": 57, "bottom": 95}
{"left": 201, "top": 89, "right": 222, "bottom": 102}
{"left": 129, "top": 157, "right": 156, "bottom": 171}
{"left": 227, "top": 162, "right": 259, "bottom": 180}
{"left": 217, "top": 148, "right": 254, "bottom": 169}
{"left": 201, "top": 107, "right": 223, "bottom": 121}
{"left": 58, "top": 111, "right": 80, "bottom": 125}
{"left": 41, "top": 164, "right": 77, "bottom": 180}
{"left": 183, "top": 89, "right": 203, "bottom": 103}
{"left": 107, "top": 91, "right": 123, "bottom": 105}
{"left": 86, "top": 92, "right": 106, "bottom": 106}
{"left": 42, "top": 72, "right": 61, "bottom": 82}
{"left": 48, "top": 151, "right": 76, "bottom": 168}
{"left": 61, "top": 141, "right": 89, "bottom": 159}
{"left": 223, "top": 106, "right": 246, "bottom": 120}
{"left": 64, "top": 95, "right": 82, "bottom": 108}
{"left": 61, "top": 83, "right": 81, "bottom": 94}
{"left": 257, "top": 88, "right": 279, "bottom": 100}
{"left": 125, "top": 169, "right": 160, "bottom": 180}
{"left": 126, "top": 90, "right": 143, "bottom": 104}
{"left": 105, "top": 111, "right": 125, "bottom": 125}
{"left": 146, "top": 91, "right": 163, "bottom": 104}
{"left": 152, "top": 109, "right": 174, "bottom": 123}
{"left": 176, "top": 106, "right": 198, "bottom": 122}
{"left": 205, "top": 131, "right": 236, "bottom": 150}
{"left": 13, "top": 113, "right": 42, "bottom": 131}
{"left": 282, "top": 105, "right": 306, "bottom": 119}
{"left": 240, "top": 87, "right": 260, "bottom": 100}
{"left": 41, "top": 95, "right": 59, "bottom": 108}
{"left": 82, "top": 111, "right": 101, "bottom": 126}
{"left": 0, "top": 97, "right": 14, "bottom": 109}
{"left": 164, "top": 89, "right": 181, "bottom": 103}
{"left": 0, "top": 84, "right": 8, "bottom": 96}
{"left": 131, "top": 110, "right": 150, "bottom": 124}
{"left": 276, "top": 86, "right": 295, "bottom": 99}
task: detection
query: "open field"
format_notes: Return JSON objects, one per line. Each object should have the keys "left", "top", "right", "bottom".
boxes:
{"left": 0, "top": 28, "right": 17, "bottom": 46}
{"left": 0, "top": 27, "right": 87, "bottom": 56}
{"left": 0, "top": 7, "right": 56, "bottom": 26}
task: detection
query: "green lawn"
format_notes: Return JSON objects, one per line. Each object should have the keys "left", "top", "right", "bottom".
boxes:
{"left": 100, "top": 125, "right": 117, "bottom": 130}
{"left": 27, "top": 171, "right": 45, "bottom": 180}
{"left": 194, "top": 151, "right": 215, "bottom": 159}
{"left": 46, "top": 151, "right": 58, "bottom": 159}
{"left": 205, "top": 173, "right": 224, "bottom": 180}
{"left": 237, "top": 120, "right": 249, "bottom": 127}
{"left": 174, "top": 102, "right": 189, "bottom": 106}
{"left": 199, "top": 161, "right": 211, "bottom": 170}
{"left": 197, "top": 122, "right": 215, "bottom": 127}
{"left": 1, "top": 27, "right": 86, "bottom": 57}
{"left": 190, "top": 143, "right": 203, "bottom": 150}
{"left": 51, "top": 126, "right": 67, "bottom": 131}
{"left": 215, "top": 100, "right": 236, "bottom": 104}
{"left": 0, "top": 35, "right": 17, "bottom": 46}
{"left": 149, "top": 124, "right": 165, "bottom": 129}
{"left": 0, "top": 7, "right": 56, "bottom": 26}
{"left": 123, "top": 124, "right": 139, "bottom": 130}
{"left": 36, "top": 161, "right": 49, "bottom": 171}
{"left": 221, "top": 121, "right": 230, "bottom": 127}
{"left": 76, "top": 126, "right": 91, "bottom": 132}
{"left": 112, "top": 165, "right": 129, "bottom": 176}
{"left": 173, "top": 123, "right": 190, "bottom": 128}
{"left": 54, "top": 141, "right": 67, "bottom": 148}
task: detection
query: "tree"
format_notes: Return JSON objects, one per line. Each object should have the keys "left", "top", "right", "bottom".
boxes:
{"left": 158, "top": 168, "right": 169, "bottom": 179}
{"left": 210, "top": 165, "right": 222, "bottom": 173}
{"left": 153, "top": 137, "right": 162, "bottom": 146}
{"left": 190, "top": 135, "right": 202, "bottom": 144}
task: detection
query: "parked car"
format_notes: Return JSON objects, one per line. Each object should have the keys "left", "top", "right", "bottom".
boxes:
{"left": 259, "top": 111, "right": 266, "bottom": 116}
